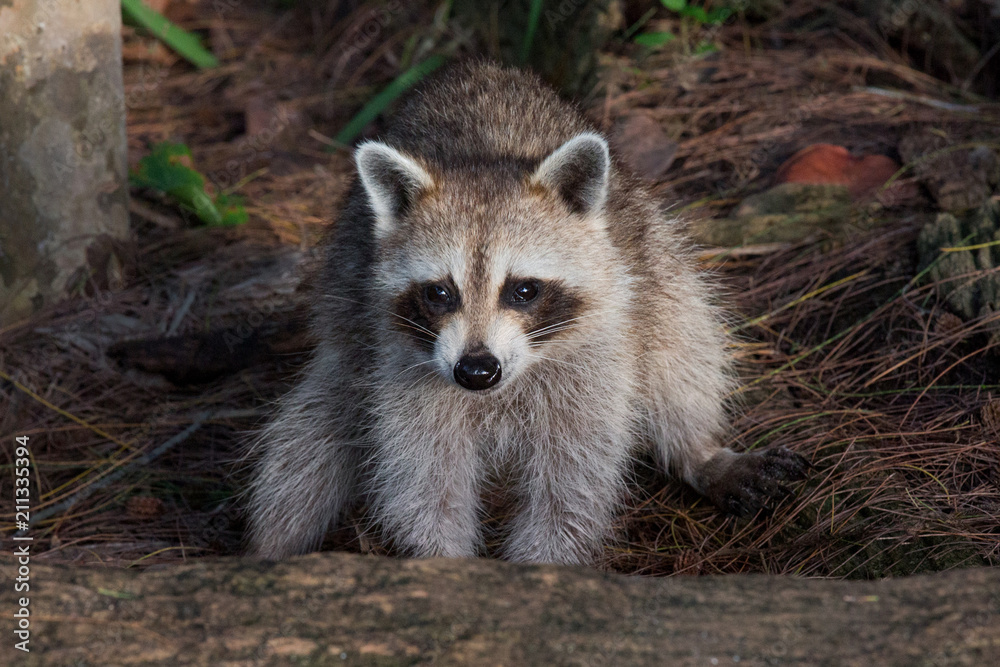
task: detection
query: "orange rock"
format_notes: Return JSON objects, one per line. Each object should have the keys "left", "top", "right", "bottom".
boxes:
{"left": 776, "top": 143, "right": 900, "bottom": 199}
{"left": 612, "top": 113, "right": 678, "bottom": 181}
{"left": 851, "top": 154, "right": 899, "bottom": 198}
{"left": 776, "top": 143, "right": 851, "bottom": 185}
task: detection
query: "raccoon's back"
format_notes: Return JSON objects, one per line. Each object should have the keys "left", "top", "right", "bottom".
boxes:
{"left": 383, "top": 61, "right": 591, "bottom": 166}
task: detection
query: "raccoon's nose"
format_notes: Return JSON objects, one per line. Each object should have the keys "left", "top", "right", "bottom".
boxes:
{"left": 454, "top": 353, "right": 502, "bottom": 390}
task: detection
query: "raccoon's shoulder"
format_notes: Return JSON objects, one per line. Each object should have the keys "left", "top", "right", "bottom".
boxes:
{"left": 383, "top": 61, "right": 592, "bottom": 165}
{"left": 312, "top": 179, "right": 377, "bottom": 331}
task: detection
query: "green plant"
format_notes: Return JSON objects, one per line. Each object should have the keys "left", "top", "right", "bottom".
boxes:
{"left": 121, "top": 0, "right": 218, "bottom": 69}
{"left": 335, "top": 55, "right": 448, "bottom": 146}
{"left": 519, "top": 0, "right": 545, "bottom": 64}
{"left": 130, "top": 143, "right": 248, "bottom": 227}
{"left": 634, "top": 0, "right": 732, "bottom": 54}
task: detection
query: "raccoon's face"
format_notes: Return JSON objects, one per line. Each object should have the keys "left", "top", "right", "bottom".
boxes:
{"left": 357, "top": 133, "right": 620, "bottom": 392}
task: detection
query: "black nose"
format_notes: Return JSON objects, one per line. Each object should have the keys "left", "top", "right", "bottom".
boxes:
{"left": 453, "top": 353, "right": 502, "bottom": 390}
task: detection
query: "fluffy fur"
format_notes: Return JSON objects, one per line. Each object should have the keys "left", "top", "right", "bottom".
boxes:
{"left": 246, "top": 62, "right": 807, "bottom": 564}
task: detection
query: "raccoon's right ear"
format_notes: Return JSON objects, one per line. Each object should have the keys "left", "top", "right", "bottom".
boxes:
{"left": 355, "top": 141, "right": 435, "bottom": 239}
{"left": 531, "top": 132, "right": 611, "bottom": 218}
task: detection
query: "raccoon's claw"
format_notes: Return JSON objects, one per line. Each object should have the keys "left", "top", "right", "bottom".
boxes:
{"left": 704, "top": 447, "right": 809, "bottom": 518}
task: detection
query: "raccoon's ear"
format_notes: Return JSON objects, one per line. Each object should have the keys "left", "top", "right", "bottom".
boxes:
{"left": 355, "top": 141, "right": 435, "bottom": 238}
{"left": 531, "top": 132, "right": 610, "bottom": 217}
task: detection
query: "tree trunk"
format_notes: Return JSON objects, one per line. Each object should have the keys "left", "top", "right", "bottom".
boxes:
{"left": 4, "top": 552, "right": 998, "bottom": 665}
{"left": 0, "top": 0, "right": 129, "bottom": 324}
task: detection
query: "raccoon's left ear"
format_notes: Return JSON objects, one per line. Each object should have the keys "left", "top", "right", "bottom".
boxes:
{"left": 355, "top": 141, "right": 435, "bottom": 239}
{"left": 531, "top": 132, "right": 610, "bottom": 217}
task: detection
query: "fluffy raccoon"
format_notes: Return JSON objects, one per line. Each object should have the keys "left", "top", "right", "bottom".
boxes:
{"left": 246, "top": 62, "right": 808, "bottom": 564}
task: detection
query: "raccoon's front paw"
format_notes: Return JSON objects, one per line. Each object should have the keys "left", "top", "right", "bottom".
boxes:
{"left": 703, "top": 447, "right": 810, "bottom": 518}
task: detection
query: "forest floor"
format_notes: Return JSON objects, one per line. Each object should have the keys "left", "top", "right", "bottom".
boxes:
{"left": 1, "top": 0, "right": 999, "bottom": 578}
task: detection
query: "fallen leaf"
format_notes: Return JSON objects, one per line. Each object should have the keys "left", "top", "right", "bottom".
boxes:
{"left": 613, "top": 113, "right": 678, "bottom": 181}
{"left": 245, "top": 96, "right": 275, "bottom": 138}
{"left": 934, "top": 312, "right": 965, "bottom": 337}
{"left": 127, "top": 495, "right": 166, "bottom": 519}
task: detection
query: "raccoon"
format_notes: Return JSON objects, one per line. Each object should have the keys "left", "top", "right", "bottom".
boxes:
{"left": 246, "top": 62, "right": 808, "bottom": 564}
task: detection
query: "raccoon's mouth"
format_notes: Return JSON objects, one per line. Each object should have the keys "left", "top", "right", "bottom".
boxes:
{"left": 453, "top": 352, "right": 503, "bottom": 391}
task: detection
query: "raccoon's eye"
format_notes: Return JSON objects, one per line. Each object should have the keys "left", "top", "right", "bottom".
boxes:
{"left": 509, "top": 281, "right": 539, "bottom": 304}
{"left": 423, "top": 284, "right": 452, "bottom": 306}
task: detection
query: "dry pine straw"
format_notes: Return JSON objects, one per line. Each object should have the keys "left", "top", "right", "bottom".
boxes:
{"left": 1, "top": 2, "right": 998, "bottom": 576}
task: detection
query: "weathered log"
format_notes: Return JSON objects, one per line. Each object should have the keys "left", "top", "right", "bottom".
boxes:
{"left": 4, "top": 552, "right": 998, "bottom": 665}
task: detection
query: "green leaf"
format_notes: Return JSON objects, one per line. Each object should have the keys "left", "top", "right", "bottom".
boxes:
{"left": 678, "top": 5, "right": 710, "bottom": 22}
{"left": 130, "top": 143, "right": 203, "bottom": 193}
{"left": 634, "top": 31, "right": 676, "bottom": 47}
{"left": 130, "top": 142, "right": 247, "bottom": 227}
{"left": 215, "top": 194, "right": 250, "bottom": 227}
{"left": 186, "top": 187, "right": 221, "bottom": 225}
{"left": 120, "top": 0, "right": 219, "bottom": 69}
{"left": 661, "top": 0, "right": 687, "bottom": 11}
{"left": 706, "top": 7, "right": 733, "bottom": 24}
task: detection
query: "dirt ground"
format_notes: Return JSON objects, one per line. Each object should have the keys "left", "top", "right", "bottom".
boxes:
{"left": 1, "top": 0, "right": 998, "bottom": 578}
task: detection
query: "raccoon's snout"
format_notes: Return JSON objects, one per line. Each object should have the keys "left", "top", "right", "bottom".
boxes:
{"left": 454, "top": 353, "right": 502, "bottom": 391}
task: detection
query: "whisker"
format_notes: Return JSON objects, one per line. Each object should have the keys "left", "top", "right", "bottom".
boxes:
{"left": 323, "top": 293, "right": 438, "bottom": 340}
{"left": 526, "top": 311, "right": 611, "bottom": 339}
{"left": 393, "top": 323, "right": 438, "bottom": 340}
{"left": 398, "top": 359, "right": 437, "bottom": 376}
{"left": 406, "top": 368, "right": 441, "bottom": 389}
{"left": 387, "top": 315, "right": 438, "bottom": 340}
{"left": 528, "top": 353, "right": 590, "bottom": 374}
{"left": 526, "top": 325, "right": 579, "bottom": 339}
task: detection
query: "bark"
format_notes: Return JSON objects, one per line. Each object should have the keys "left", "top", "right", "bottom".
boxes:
{"left": 0, "top": 0, "right": 129, "bottom": 324}
{"left": 3, "top": 552, "right": 998, "bottom": 665}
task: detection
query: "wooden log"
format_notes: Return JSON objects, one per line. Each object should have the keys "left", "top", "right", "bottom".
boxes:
{"left": 4, "top": 552, "right": 998, "bottom": 664}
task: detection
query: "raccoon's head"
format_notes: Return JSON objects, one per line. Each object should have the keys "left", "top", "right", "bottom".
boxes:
{"left": 356, "top": 132, "right": 626, "bottom": 393}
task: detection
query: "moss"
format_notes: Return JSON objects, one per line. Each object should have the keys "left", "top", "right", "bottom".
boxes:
{"left": 918, "top": 199, "right": 1000, "bottom": 339}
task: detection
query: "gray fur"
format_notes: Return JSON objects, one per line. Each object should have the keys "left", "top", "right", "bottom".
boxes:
{"left": 246, "top": 62, "right": 807, "bottom": 564}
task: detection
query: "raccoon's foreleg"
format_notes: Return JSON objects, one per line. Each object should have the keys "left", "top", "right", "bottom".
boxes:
{"left": 503, "top": 419, "right": 632, "bottom": 565}
{"left": 369, "top": 418, "right": 484, "bottom": 558}
{"left": 246, "top": 357, "right": 362, "bottom": 560}
{"left": 644, "top": 305, "right": 808, "bottom": 516}
{"left": 687, "top": 445, "right": 809, "bottom": 517}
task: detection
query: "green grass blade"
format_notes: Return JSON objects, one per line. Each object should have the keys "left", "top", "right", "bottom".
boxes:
{"left": 335, "top": 54, "right": 448, "bottom": 145}
{"left": 121, "top": 0, "right": 219, "bottom": 69}
{"left": 519, "top": 0, "right": 544, "bottom": 64}
{"left": 634, "top": 31, "right": 676, "bottom": 47}
{"left": 623, "top": 7, "right": 658, "bottom": 40}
